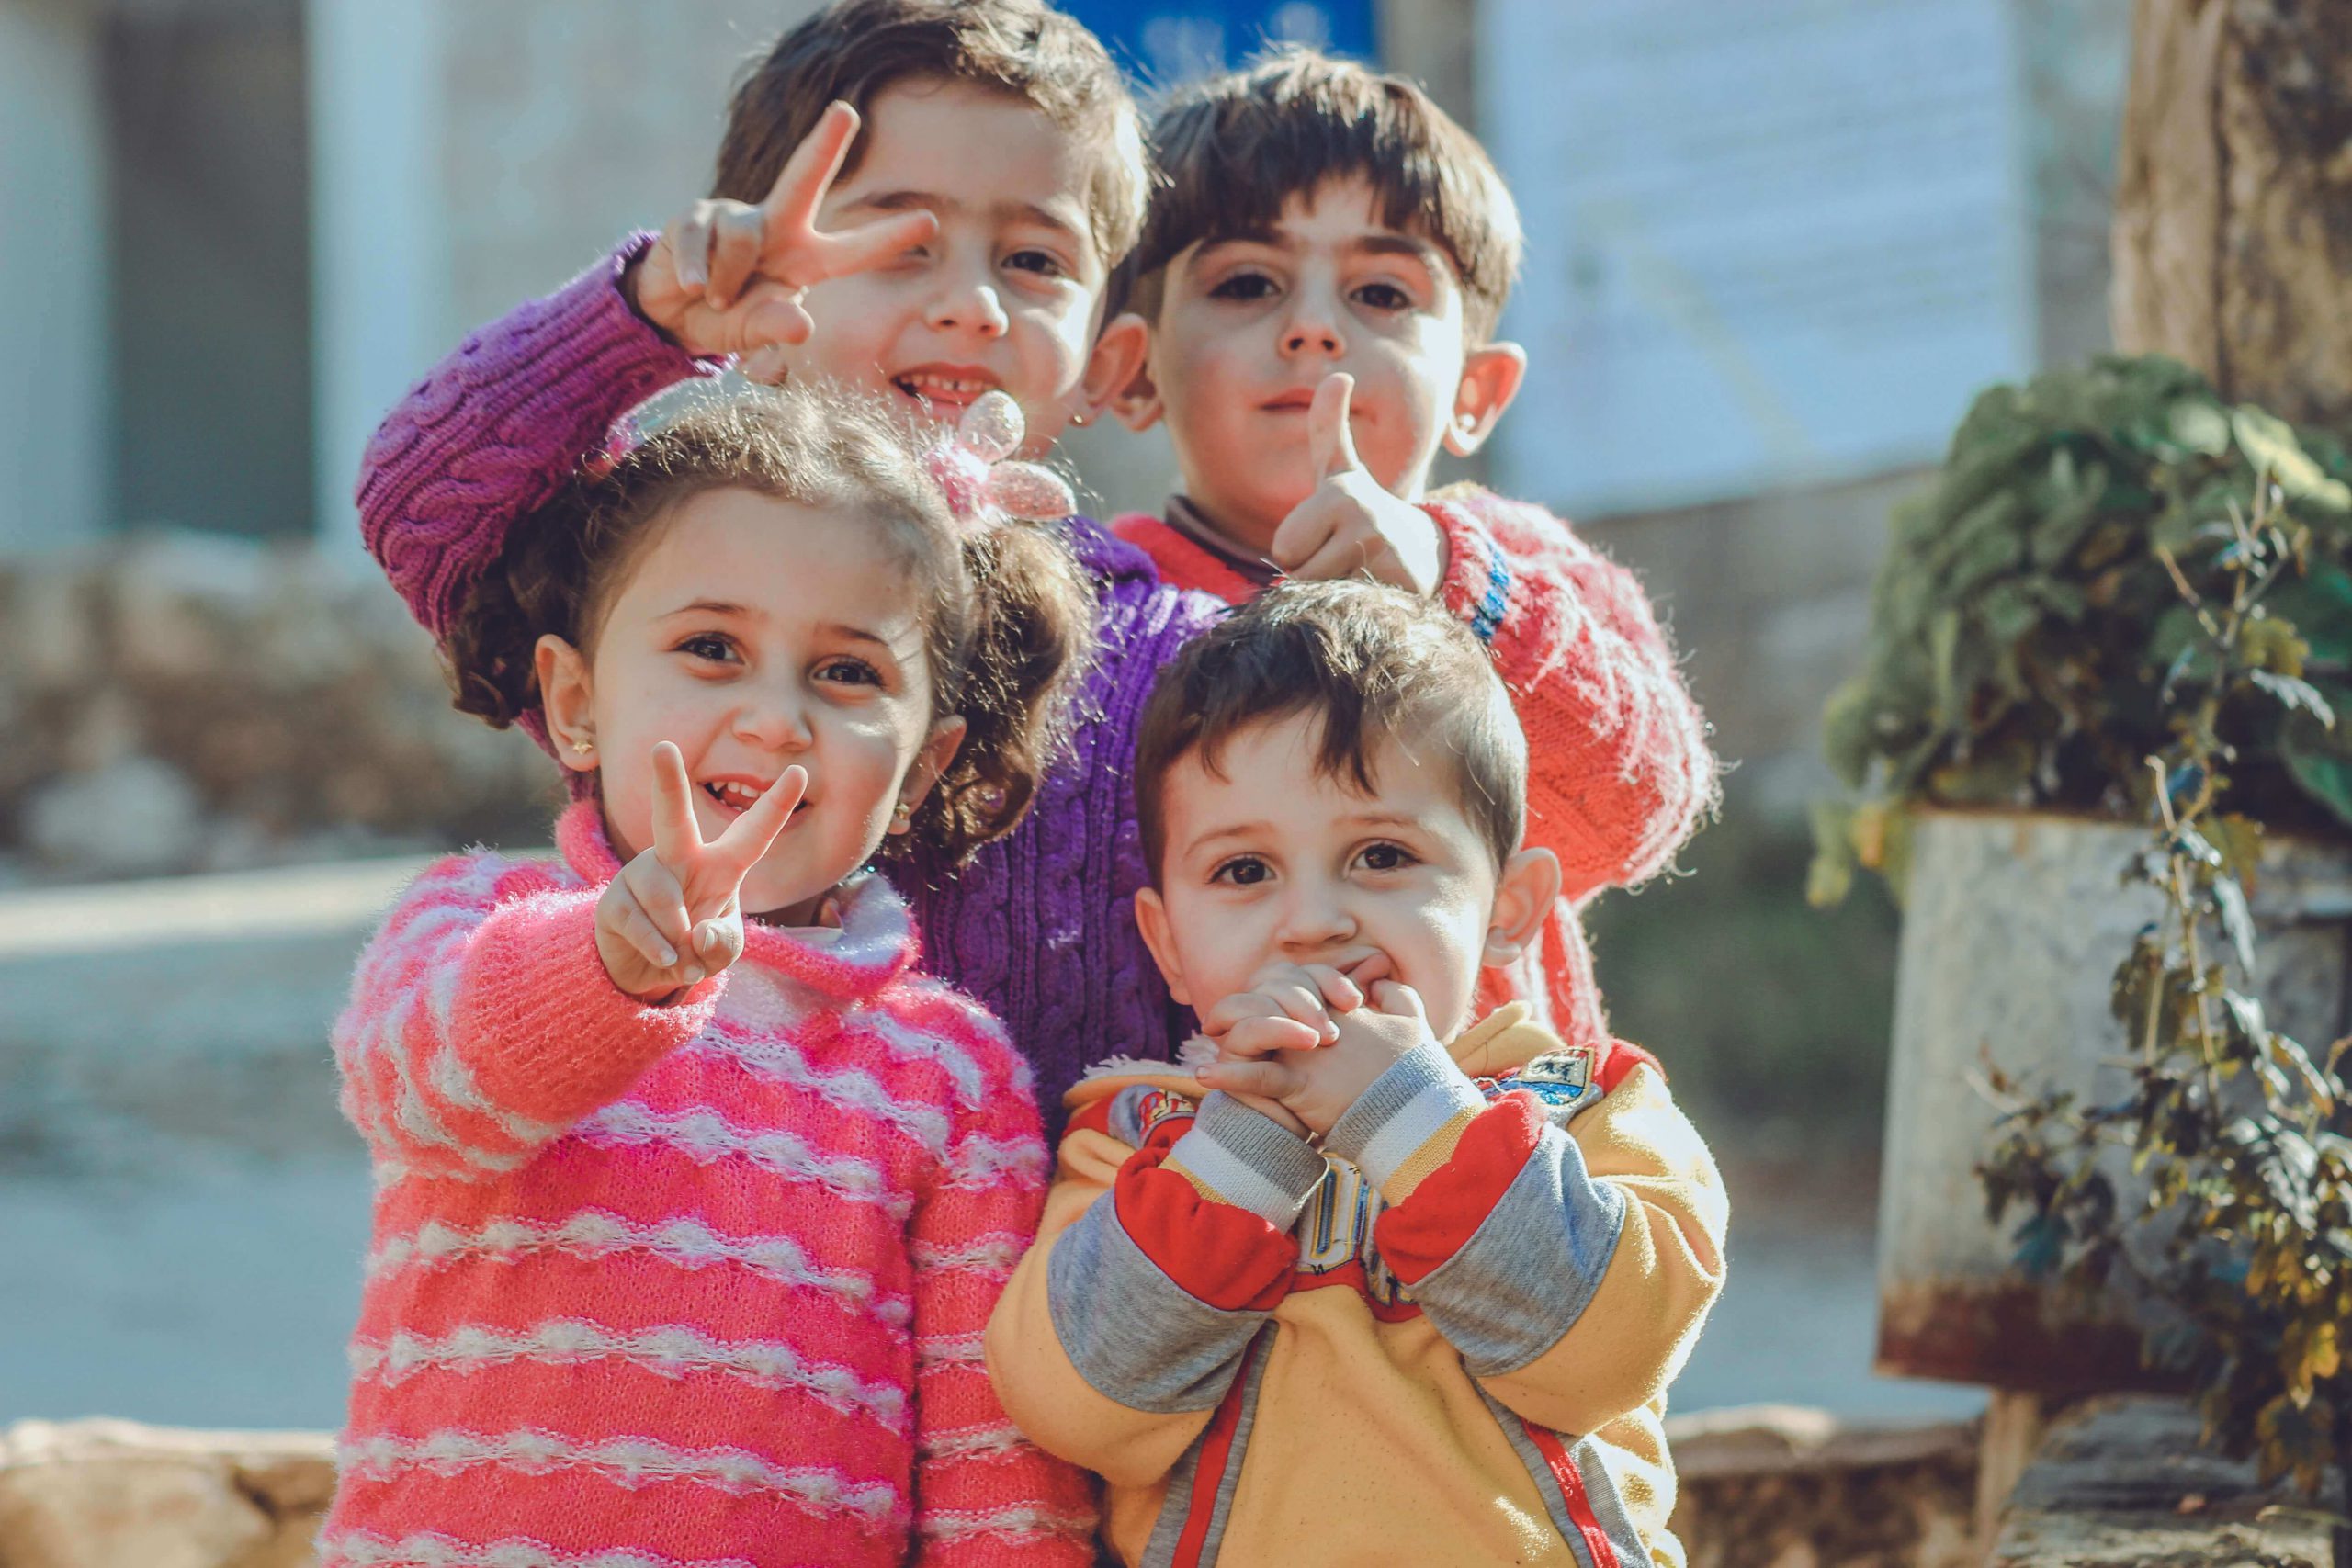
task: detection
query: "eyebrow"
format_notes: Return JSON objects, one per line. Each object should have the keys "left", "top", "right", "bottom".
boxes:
{"left": 659, "top": 603, "right": 893, "bottom": 650}
{"left": 1193, "top": 230, "right": 1442, "bottom": 268}
{"left": 850, "top": 188, "right": 1090, "bottom": 245}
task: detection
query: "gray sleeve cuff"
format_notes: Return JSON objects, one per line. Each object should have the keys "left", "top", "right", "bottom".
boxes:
{"left": 1167, "top": 1091, "right": 1328, "bottom": 1226}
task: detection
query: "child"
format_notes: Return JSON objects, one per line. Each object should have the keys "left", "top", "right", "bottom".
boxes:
{"left": 986, "top": 581, "right": 1728, "bottom": 1568}
{"left": 363, "top": 0, "right": 1222, "bottom": 1123}
{"left": 321, "top": 387, "right": 1098, "bottom": 1567}
{"left": 1105, "top": 47, "right": 1716, "bottom": 1050}
{"left": 360, "top": 4, "right": 1706, "bottom": 1127}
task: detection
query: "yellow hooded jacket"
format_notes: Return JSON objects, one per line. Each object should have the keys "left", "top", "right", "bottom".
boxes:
{"left": 984, "top": 1004, "right": 1728, "bottom": 1567}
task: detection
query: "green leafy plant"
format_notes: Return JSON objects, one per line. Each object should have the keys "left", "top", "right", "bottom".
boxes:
{"left": 1975, "top": 483, "right": 2352, "bottom": 1497}
{"left": 1810, "top": 355, "right": 2352, "bottom": 906}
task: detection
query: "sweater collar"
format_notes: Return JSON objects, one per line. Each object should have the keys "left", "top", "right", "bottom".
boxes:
{"left": 1111, "top": 508, "right": 1260, "bottom": 606}
{"left": 554, "top": 801, "right": 918, "bottom": 1004}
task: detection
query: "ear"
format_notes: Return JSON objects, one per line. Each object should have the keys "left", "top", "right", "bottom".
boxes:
{"left": 1077, "top": 310, "right": 1152, "bottom": 428}
{"left": 1442, "top": 340, "right": 1527, "bottom": 457}
{"left": 1112, "top": 333, "right": 1167, "bottom": 434}
{"left": 889, "top": 715, "right": 969, "bottom": 833}
{"left": 1132, "top": 885, "right": 1193, "bottom": 1007}
{"left": 535, "top": 635, "right": 599, "bottom": 774}
{"left": 1481, "top": 845, "right": 1561, "bottom": 968}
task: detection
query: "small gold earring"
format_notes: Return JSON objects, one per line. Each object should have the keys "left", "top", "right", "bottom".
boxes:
{"left": 571, "top": 738, "right": 594, "bottom": 755}
{"left": 891, "top": 800, "right": 913, "bottom": 827}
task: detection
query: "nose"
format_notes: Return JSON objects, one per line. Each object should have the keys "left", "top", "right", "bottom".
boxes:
{"left": 729, "top": 682, "right": 814, "bottom": 753}
{"left": 1279, "top": 281, "right": 1346, "bottom": 361}
{"left": 1275, "top": 877, "right": 1356, "bottom": 953}
{"left": 925, "top": 257, "right": 1009, "bottom": 340}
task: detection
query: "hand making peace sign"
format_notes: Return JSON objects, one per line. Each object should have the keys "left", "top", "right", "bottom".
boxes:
{"left": 628, "top": 100, "right": 938, "bottom": 363}
{"left": 1268, "top": 371, "right": 1448, "bottom": 597}
{"left": 595, "top": 742, "right": 808, "bottom": 1001}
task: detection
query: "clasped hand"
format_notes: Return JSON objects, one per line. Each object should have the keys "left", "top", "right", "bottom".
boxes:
{"left": 1194, "top": 955, "right": 1432, "bottom": 1139}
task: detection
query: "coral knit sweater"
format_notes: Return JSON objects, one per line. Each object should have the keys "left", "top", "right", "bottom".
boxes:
{"left": 318, "top": 803, "right": 1096, "bottom": 1568}
{"left": 1114, "top": 498, "right": 1717, "bottom": 1045}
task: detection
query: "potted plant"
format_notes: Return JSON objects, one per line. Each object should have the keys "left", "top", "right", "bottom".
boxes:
{"left": 1814, "top": 355, "right": 2352, "bottom": 1489}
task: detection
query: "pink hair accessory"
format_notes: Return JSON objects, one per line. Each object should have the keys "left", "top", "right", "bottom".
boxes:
{"left": 580, "top": 412, "right": 645, "bottom": 479}
{"left": 925, "top": 391, "right": 1076, "bottom": 526}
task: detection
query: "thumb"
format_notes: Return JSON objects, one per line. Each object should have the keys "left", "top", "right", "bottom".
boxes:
{"left": 1307, "top": 372, "right": 1361, "bottom": 483}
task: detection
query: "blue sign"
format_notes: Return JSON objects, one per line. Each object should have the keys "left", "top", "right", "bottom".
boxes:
{"left": 1061, "top": 1, "right": 1377, "bottom": 85}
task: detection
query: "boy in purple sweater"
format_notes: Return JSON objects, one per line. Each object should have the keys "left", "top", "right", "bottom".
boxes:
{"left": 363, "top": 1, "right": 1711, "bottom": 1124}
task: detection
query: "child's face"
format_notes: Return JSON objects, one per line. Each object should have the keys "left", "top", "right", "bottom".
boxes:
{"left": 540, "top": 488, "right": 961, "bottom": 923}
{"left": 769, "top": 78, "right": 1141, "bottom": 456}
{"left": 1133, "top": 177, "right": 1519, "bottom": 550}
{"left": 1136, "top": 713, "right": 1532, "bottom": 1043}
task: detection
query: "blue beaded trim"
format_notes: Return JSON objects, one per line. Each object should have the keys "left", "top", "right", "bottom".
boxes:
{"left": 1469, "top": 532, "right": 1511, "bottom": 645}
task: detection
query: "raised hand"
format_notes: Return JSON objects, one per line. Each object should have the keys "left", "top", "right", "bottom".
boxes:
{"left": 628, "top": 101, "right": 939, "bottom": 361}
{"left": 1198, "top": 975, "right": 1433, "bottom": 1139}
{"left": 1268, "top": 372, "right": 1447, "bottom": 596}
{"left": 595, "top": 742, "right": 806, "bottom": 1000}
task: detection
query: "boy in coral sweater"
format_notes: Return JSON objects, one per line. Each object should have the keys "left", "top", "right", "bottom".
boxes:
{"left": 1103, "top": 49, "right": 1714, "bottom": 1050}
{"left": 986, "top": 581, "right": 1727, "bottom": 1567}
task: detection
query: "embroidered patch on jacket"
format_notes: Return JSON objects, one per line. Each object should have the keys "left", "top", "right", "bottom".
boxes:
{"left": 1110, "top": 1084, "right": 1197, "bottom": 1146}
{"left": 1509, "top": 1045, "right": 1599, "bottom": 1111}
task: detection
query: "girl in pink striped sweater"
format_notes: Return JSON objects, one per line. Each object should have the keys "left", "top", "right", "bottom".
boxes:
{"left": 321, "top": 383, "right": 1099, "bottom": 1567}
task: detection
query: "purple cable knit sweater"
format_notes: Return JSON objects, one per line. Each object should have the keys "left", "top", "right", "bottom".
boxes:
{"left": 357, "top": 239, "right": 1226, "bottom": 1123}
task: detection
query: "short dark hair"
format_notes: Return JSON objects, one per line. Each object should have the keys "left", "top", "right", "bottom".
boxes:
{"left": 446, "top": 384, "right": 1095, "bottom": 868}
{"left": 1122, "top": 48, "right": 1521, "bottom": 337}
{"left": 1133, "top": 580, "right": 1525, "bottom": 880}
{"left": 715, "top": 0, "right": 1148, "bottom": 269}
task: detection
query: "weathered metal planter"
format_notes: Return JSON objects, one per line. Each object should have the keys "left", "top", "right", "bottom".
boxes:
{"left": 1874, "top": 807, "right": 2352, "bottom": 1393}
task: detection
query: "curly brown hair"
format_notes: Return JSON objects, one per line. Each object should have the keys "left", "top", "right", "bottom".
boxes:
{"left": 445, "top": 384, "right": 1094, "bottom": 866}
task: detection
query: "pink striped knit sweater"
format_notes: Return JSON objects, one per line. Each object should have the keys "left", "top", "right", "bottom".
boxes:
{"left": 319, "top": 802, "right": 1096, "bottom": 1568}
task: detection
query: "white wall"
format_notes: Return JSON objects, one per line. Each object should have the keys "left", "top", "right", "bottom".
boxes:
{"left": 0, "top": 0, "right": 109, "bottom": 553}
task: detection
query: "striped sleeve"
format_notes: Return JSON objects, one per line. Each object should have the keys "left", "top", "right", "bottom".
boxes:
{"left": 1325, "top": 1047, "right": 1728, "bottom": 1437}
{"left": 910, "top": 1022, "right": 1097, "bottom": 1567}
{"left": 333, "top": 854, "right": 719, "bottom": 1177}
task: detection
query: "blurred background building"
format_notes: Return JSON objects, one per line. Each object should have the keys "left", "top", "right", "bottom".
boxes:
{"left": 0, "top": 0, "right": 2130, "bottom": 1431}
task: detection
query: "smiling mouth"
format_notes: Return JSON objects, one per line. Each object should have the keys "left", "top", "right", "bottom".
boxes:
{"left": 700, "top": 779, "right": 808, "bottom": 822}
{"left": 893, "top": 369, "right": 1000, "bottom": 409}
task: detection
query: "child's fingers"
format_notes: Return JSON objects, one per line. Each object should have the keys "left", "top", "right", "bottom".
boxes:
{"left": 1299, "top": 963, "right": 1363, "bottom": 1013}
{"left": 1198, "top": 1057, "right": 1306, "bottom": 1102}
{"left": 1306, "top": 371, "right": 1362, "bottom": 481}
{"left": 691, "top": 915, "right": 745, "bottom": 976}
{"left": 1199, "top": 988, "right": 1286, "bottom": 1039}
{"left": 648, "top": 742, "right": 704, "bottom": 867}
{"left": 1288, "top": 520, "right": 1378, "bottom": 585}
{"left": 762, "top": 100, "right": 860, "bottom": 243}
{"left": 1366, "top": 979, "right": 1427, "bottom": 1023}
{"left": 668, "top": 203, "right": 717, "bottom": 294}
{"left": 1220, "top": 1014, "right": 1328, "bottom": 1058}
{"left": 711, "top": 765, "right": 806, "bottom": 879}
{"left": 739, "top": 343, "right": 793, "bottom": 385}
{"left": 809, "top": 208, "right": 938, "bottom": 282}
{"left": 705, "top": 204, "right": 766, "bottom": 309}
{"left": 1342, "top": 950, "right": 1394, "bottom": 990}
{"left": 1268, "top": 490, "right": 1341, "bottom": 575}
{"left": 737, "top": 283, "right": 817, "bottom": 350}
{"left": 607, "top": 885, "right": 686, "bottom": 974}
{"left": 621, "top": 854, "right": 695, "bottom": 953}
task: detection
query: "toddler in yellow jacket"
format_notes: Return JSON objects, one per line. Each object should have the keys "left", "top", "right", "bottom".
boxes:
{"left": 985, "top": 580, "right": 1729, "bottom": 1567}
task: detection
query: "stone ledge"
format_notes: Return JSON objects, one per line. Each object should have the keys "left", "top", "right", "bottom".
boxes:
{"left": 1, "top": 1408, "right": 1981, "bottom": 1568}
{"left": 1991, "top": 1395, "right": 2347, "bottom": 1568}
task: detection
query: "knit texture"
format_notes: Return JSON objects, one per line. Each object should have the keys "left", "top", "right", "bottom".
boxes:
{"left": 354, "top": 241, "right": 1228, "bottom": 1128}
{"left": 1112, "top": 501, "right": 1718, "bottom": 1047}
{"left": 319, "top": 803, "right": 1095, "bottom": 1568}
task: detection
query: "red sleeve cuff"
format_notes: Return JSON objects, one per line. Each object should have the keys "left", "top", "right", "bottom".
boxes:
{"left": 1373, "top": 1091, "right": 1545, "bottom": 1285}
{"left": 1426, "top": 499, "right": 1511, "bottom": 645}
{"left": 1111, "top": 1116, "right": 1296, "bottom": 1311}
